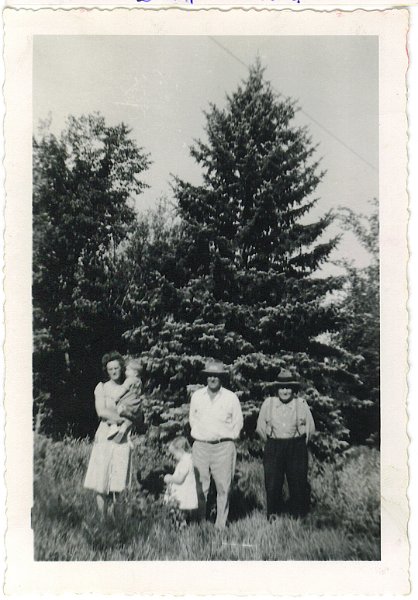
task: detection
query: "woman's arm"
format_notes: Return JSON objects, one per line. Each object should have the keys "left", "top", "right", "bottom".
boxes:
{"left": 94, "top": 383, "right": 123, "bottom": 424}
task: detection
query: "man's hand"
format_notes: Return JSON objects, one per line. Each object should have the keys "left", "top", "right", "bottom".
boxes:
{"left": 164, "top": 474, "right": 172, "bottom": 484}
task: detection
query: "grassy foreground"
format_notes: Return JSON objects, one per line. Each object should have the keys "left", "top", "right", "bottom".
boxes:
{"left": 33, "top": 433, "right": 380, "bottom": 560}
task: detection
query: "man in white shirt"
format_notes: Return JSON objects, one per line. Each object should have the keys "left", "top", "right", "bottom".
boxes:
{"left": 189, "top": 360, "right": 243, "bottom": 529}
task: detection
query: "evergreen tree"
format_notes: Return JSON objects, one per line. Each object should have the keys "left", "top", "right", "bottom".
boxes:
{"left": 176, "top": 60, "right": 335, "bottom": 280}
{"left": 125, "top": 63, "right": 355, "bottom": 459}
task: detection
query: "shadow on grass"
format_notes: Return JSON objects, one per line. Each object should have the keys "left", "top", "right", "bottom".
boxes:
{"left": 229, "top": 485, "right": 262, "bottom": 522}
{"left": 204, "top": 469, "right": 264, "bottom": 523}
{"left": 136, "top": 468, "right": 168, "bottom": 496}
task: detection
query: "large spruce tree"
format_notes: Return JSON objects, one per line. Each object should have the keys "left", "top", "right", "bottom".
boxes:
{"left": 126, "top": 63, "right": 355, "bottom": 458}
{"left": 176, "top": 61, "right": 334, "bottom": 279}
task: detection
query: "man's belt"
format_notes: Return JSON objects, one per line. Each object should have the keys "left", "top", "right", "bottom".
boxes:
{"left": 195, "top": 438, "right": 235, "bottom": 444}
{"left": 267, "top": 434, "right": 306, "bottom": 440}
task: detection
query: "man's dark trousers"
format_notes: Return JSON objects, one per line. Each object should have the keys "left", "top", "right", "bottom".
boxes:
{"left": 263, "top": 436, "right": 309, "bottom": 518}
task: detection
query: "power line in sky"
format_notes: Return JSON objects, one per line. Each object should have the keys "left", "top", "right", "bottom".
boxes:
{"left": 208, "top": 36, "right": 378, "bottom": 173}
{"left": 210, "top": 36, "right": 249, "bottom": 70}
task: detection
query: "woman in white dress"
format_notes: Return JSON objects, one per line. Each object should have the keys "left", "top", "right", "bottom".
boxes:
{"left": 84, "top": 352, "right": 132, "bottom": 517}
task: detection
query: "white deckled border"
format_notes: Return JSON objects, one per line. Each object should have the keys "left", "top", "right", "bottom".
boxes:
{"left": 3, "top": 7, "right": 409, "bottom": 594}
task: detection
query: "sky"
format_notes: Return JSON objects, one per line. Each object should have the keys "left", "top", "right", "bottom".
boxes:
{"left": 33, "top": 35, "right": 378, "bottom": 274}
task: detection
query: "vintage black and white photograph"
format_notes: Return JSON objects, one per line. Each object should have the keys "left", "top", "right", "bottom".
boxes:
{"left": 30, "top": 31, "right": 383, "bottom": 562}
{"left": 4, "top": 8, "right": 410, "bottom": 591}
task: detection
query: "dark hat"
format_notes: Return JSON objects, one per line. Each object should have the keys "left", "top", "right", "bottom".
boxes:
{"left": 201, "top": 360, "right": 229, "bottom": 376}
{"left": 275, "top": 368, "right": 300, "bottom": 388}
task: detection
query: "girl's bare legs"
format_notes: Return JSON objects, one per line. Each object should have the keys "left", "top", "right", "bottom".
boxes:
{"left": 96, "top": 492, "right": 120, "bottom": 520}
{"left": 96, "top": 493, "right": 110, "bottom": 518}
{"left": 110, "top": 492, "right": 121, "bottom": 520}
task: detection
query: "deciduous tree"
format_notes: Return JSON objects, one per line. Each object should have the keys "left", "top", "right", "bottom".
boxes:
{"left": 333, "top": 199, "right": 379, "bottom": 445}
{"left": 33, "top": 113, "right": 151, "bottom": 433}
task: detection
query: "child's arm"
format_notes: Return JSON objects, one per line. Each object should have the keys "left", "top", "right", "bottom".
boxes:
{"left": 113, "top": 377, "right": 135, "bottom": 403}
{"left": 164, "top": 472, "right": 187, "bottom": 485}
{"left": 164, "top": 460, "right": 188, "bottom": 485}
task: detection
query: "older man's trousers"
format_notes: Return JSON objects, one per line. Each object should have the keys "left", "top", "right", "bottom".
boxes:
{"left": 263, "top": 436, "right": 309, "bottom": 518}
{"left": 192, "top": 440, "right": 236, "bottom": 529}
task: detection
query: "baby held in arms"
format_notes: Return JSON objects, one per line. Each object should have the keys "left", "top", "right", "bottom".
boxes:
{"left": 107, "top": 358, "right": 144, "bottom": 443}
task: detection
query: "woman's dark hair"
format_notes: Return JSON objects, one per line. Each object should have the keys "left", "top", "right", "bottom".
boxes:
{"left": 101, "top": 351, "right": 125, "bottom": 376}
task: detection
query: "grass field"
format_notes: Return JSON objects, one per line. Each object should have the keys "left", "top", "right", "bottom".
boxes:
{"left": 33, "top": 433, "right": 380, "bottom": 560}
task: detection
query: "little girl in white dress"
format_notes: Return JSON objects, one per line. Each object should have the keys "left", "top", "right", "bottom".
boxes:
{"left": 164, "top": 437, "right": 198, "bottom": 514}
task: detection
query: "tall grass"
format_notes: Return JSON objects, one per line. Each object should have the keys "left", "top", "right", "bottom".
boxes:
{"left": 33, "top": 434, "right": 380, "bottom": 561}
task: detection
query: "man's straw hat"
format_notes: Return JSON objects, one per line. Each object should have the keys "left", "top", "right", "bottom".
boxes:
{"left": 201, "top": 360, "right": 229, "bottom": 376}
